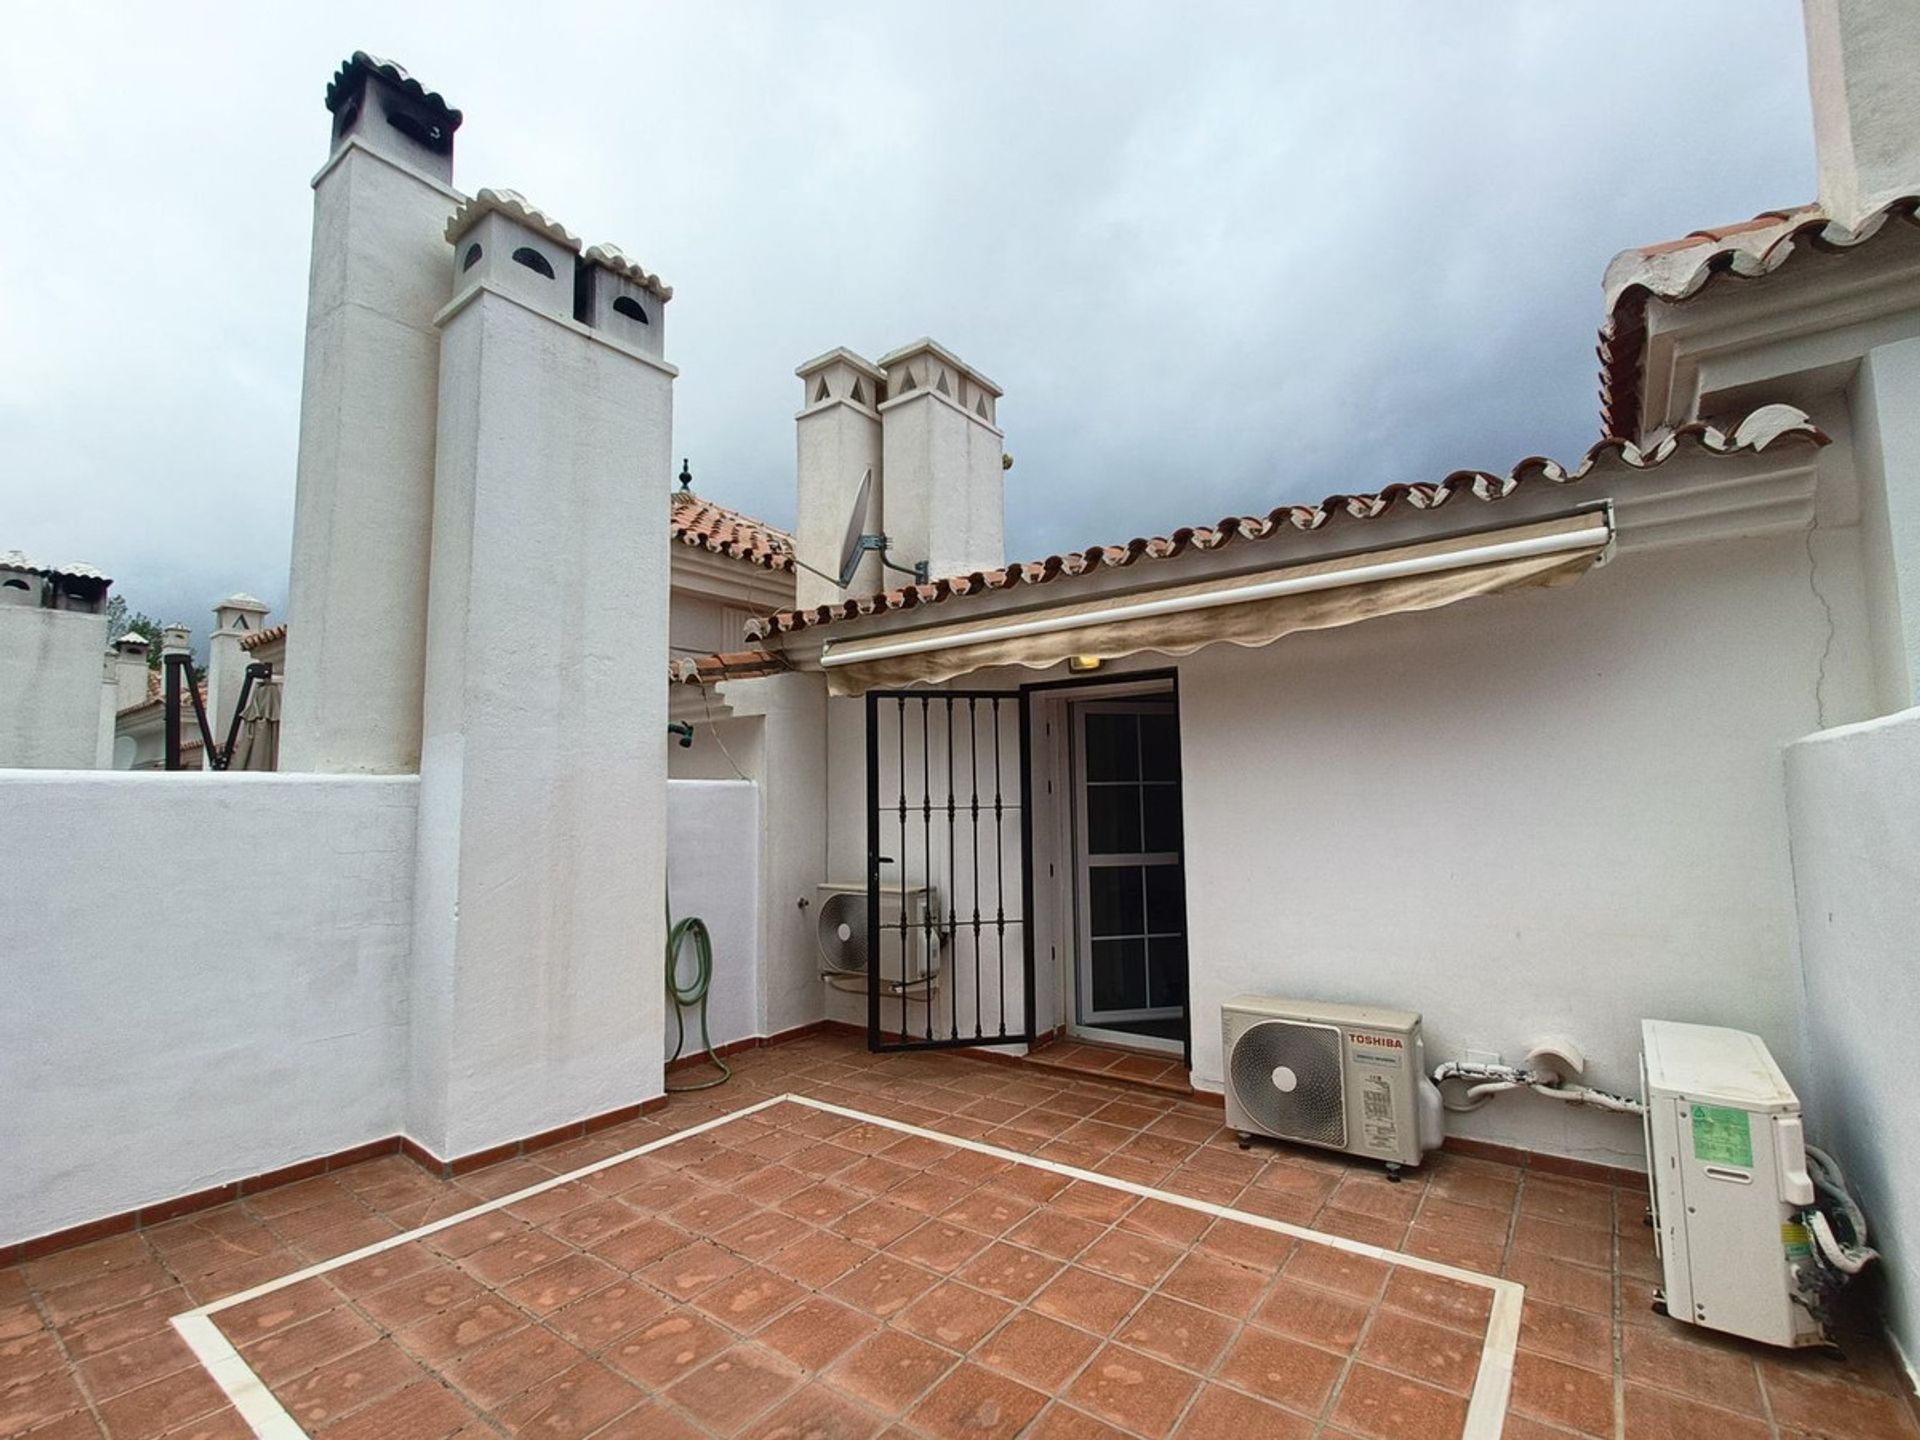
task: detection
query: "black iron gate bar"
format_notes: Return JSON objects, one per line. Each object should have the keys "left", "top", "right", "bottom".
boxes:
{"left": 865, "top": 687, "right": 1035, "bottom": 1053}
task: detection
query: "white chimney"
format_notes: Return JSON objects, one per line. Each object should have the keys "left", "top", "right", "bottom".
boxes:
{"left": 110, "top": 631, "right": 151, "bottom": 712}
{"left": 793, "top": 348, "right": 886, "bottom": 611}
{"left": 208, "top": 594, "right": 270, "bottom": 743}
{"left": 1805, "top": 0, "right": 1920, "bottom": 228}
{"left": 875, "top": 338, "right": 1005, "bottom": 584}
{"left": 410, "top": 189, "right": 675, "bottom": 1159}
{"left": 280, "top": 54, "right": 462, "bottom": 775}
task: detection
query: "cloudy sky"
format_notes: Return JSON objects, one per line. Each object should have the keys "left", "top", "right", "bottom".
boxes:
{"left": 1, "top": 3, "right": 1813, "bottom": 631}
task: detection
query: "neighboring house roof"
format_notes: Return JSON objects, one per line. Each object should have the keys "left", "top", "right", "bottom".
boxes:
{"left": 240, "top": 623, "right": 288, "bottom": 653}
{"left": 669, "top": 651, "right": 790, "bottom": 685}
{"left": 747, "top": 404, "right": 1827, "bottom": 642}
{"left": 120, "top": 670, "right": 208, "bottom": 717}
{"left": 1599, "top": 196, "right": 1920, "bottom": 438}
{"left": 671, "top": 491, "right": 795, "bottom": 572}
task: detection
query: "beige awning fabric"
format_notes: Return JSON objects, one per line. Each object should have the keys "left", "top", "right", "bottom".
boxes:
{"left": 822, "top": 512, "right": 1610, "bottom": 695}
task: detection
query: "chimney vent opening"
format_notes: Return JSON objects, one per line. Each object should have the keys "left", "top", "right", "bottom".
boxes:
{"left": 462, "top": 243, "right": 483, "bottom": 272}
{"left": 512, "top": 247, "right": 556, "bottom": 279}
{"left": 613, "top": 295, "right": 650, "bottom": 325}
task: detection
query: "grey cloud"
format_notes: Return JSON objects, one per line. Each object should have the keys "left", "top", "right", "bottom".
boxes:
{"left": 0, "top": 2, "right": 1811, "bottom": 628}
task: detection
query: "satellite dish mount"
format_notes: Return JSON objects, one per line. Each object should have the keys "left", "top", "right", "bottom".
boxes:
{"left": 838, "top": 469, "right": 929, "bottom": 587}
{"left": 784, "top": 469, "right": 929, "bottom": 590}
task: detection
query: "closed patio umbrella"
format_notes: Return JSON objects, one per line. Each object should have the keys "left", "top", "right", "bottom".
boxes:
{"left": 230, "top": 680, "right": 281, "bottom": 771}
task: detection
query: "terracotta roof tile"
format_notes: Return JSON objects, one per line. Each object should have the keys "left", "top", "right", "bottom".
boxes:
{"left": 668, "top": 651, "right": 791, "bottom": 685}
{"left": 239, "top": 623, "right": 287, "bottom": 653}
{"left": 671, "top": 492, "right": 794, "bottom": 571}
{"left": 746, "top": 404, "right": 1827, "bottom": 643}
{"left": 1598, "top": 196, "right": 1920, "bottom": 438}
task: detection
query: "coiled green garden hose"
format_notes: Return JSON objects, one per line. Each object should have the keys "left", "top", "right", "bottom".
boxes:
{"left": 665, "top": 894, "right": 730, "bottom": 1092}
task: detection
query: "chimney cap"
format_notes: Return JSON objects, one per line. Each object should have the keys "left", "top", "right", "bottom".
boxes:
{"left": 582, "top": 243, "right": 673, "bottom": 301}
{"left": 796, "top": 346, "right": 885, "bottom": 382}
{"left": 215, "top": 592, "right": 270, "bottom": 612}
{"left": 114, "top": 631, "right": 150, "bottom": 650}
{"left": 447, "top": 188, "right": 582, "bottom": 251}
{"left": 326, "top": 52, "right": 463, "bottom": 132}
{"left": 876, "top": 337, "right": 1003, "bottom": 398}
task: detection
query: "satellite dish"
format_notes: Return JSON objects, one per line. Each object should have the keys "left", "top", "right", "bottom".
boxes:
{"left": 837, "top": 469, "right": 875, "bottom": 587}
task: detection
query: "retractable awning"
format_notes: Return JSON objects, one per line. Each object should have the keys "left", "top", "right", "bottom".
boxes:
{"left": 820, "top": 510, "right": 1612, "bottom": 694}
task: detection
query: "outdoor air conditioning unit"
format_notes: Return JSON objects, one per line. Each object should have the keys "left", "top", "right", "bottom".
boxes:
{"left": 1641, "top": 1020, "right": 1831, "bottom": 1348}
{"left": 1223, "top": 996, "right": 1444, "bottom": 1174}
{"left": 815, "top": 884, "right": 942, "bottom": 988}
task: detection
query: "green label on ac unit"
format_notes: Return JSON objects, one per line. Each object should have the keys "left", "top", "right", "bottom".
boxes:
{"left": 1690, "top": 1104, "right": 1753, "bottom": 1167}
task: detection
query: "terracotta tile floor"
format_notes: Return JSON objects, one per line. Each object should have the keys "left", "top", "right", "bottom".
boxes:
{"left": 4, "top": 1031, "right": 1917, "bottom": 1439}
{"left": 1021, "top": 1042, "right": 1191, "bottom": 1097}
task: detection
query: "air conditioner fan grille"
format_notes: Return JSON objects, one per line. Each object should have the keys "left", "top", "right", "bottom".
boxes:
{"left": 816, "top": 892, "right": 869, "bottom": 974}
{"left": 1229, "top": 1019, "right": 1346, "bottom": 1148}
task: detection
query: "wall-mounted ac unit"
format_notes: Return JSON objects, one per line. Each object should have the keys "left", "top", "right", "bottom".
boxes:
{"left": 1222, "top": 995, "right": 1443, "bottom": 1173}
{"left": 816, "top": 884, "right": 942, "bottom": 987}
{"left": 1641, "top": 1019, "right": 1825, "bottom": 1348}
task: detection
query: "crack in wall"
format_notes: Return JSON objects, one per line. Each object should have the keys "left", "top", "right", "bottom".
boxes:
{"left": 1807, "top": 505, "right": 1838, "bottom": 729}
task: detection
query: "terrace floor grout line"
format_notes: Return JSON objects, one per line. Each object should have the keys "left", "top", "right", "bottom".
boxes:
{"left": 163, "top": 1088, "right": 1525, "bottom": 1440}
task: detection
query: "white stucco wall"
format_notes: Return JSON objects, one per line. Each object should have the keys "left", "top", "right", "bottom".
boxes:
{"left": 666, "top": 781, "right": 763, "bottom": 1059}
{"left": 1785, "top": 706, "right": 1920, "bottom": 1368}
{"left": 0, "top": 607, "right": 109, "bottom": 769}
{"left": 1177, "top": 531, "right": 1867, "bottom": 1168}
{"left": 0, "top": 772, "right": 417, "bottom": 1247}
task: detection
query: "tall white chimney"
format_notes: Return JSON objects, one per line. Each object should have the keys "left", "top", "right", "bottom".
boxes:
{"left": 793, "top": 348, "right": 886, "bottom": 610}
{"left": 876, "top": 338, "right": 1005, "bottom": 584}
{"left": 280, "top": 54, "right": 462, "bottom": 774}
{"left": 207, "top": 594, "right": 270, "bottom": 744}
{"left": 1805, "top": 0, "right": 1920, "bottom": 228}
{"left": 409, "top": 190, "right": 675, "bottom": 1159}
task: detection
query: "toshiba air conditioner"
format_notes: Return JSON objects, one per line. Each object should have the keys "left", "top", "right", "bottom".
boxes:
{"left": 1223, "top": 996, "right": 1444, "bottom": 1174}
{"left": 815, "top": 884, "right": 942, "bottom": 988}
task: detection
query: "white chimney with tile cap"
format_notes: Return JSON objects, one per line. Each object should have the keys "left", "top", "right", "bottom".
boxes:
{"left": 1805, "top": 0, "right": 1920, "bottom": 229}
{"left": 877, "top": 338, "right": 1006, "bottom": 585}
{"left": 412, "top": 186, "right": 675, "bottom": 1161}
{"left": 280, "top": 53, "right": 463, "bottom": 776}
{"left": 110, "top": 631, "right": 151, "bottom": 713}
{"left": 793, "top": 347, "right": 887, "bottom": 611}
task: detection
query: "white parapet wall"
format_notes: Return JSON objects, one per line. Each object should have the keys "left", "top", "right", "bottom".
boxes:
{"left": 0, "top": 771, "right": 767, "bottom": 1250}
{"left": 1785, "top": 706, "right": 1920, "bottom": 1373}
{"left": 0, "top": 771, "right": 418, "bottom": 1247}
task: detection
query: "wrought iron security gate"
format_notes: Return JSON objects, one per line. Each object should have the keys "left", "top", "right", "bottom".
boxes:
{"left": 865, "top": 688, "right": 1034, "bottom": 1052}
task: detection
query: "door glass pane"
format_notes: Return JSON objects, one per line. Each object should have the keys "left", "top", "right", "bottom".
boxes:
{"left": 1147, "top": 937, "right": 1188, "bottom": 1008}
{"left": 1142, "top": 783, "right": 1182, "bottom": 853}
{"left": 1144, "top": 865, "right": 1185, "bottom": 935}
{"left": 1086, "top": 785, "right": 1142, "bottom": 854}
{"left": 1140, "top": 713, "right": 1180, "bottom": 781}
{"left": 1083, "top": 713, "right": 1139, "bottom": 782}
{"left": 1091, "top": 938, "right": 1147, "bottom": 1011}
{"left": 1088, "top": 865, "right": 1145, "bottom": 938}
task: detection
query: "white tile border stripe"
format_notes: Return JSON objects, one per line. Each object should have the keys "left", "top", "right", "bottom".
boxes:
{"left": 171, "top": 1092, "right": 1523, "bottom": 1439}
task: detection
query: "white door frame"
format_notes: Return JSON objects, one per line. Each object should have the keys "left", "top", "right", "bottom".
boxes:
{"left": 1067, "top": 697, "right": 1186, "bottom": 1055}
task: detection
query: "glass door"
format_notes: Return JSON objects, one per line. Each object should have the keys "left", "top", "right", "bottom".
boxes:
{"left": 1071, "top": 700, "right": 1186, "bottom": 1050}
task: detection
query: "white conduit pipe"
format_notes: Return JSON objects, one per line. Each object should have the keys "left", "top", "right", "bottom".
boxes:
{"left": 1432, "top": 1060, "right": 1647, "bottom": 1116}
